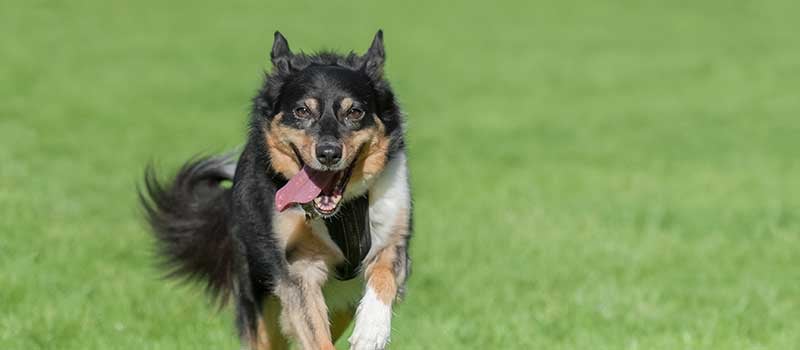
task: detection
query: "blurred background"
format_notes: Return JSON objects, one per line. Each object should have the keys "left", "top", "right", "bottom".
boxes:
{"left": 2, "top": 0, "right": 799, "bottom": 349}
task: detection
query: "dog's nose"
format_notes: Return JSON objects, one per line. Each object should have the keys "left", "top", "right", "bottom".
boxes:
{"left": 315, "top": 142, "right": 342, "bottom": 167}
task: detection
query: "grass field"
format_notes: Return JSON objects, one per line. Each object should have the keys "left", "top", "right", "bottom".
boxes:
{"left": 2, "top": 0, "right": 800, "bottom": 349}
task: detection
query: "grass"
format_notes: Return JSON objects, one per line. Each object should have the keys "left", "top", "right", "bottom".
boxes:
{"left": 2, "top": 0, "right": 799, "bottom": 349}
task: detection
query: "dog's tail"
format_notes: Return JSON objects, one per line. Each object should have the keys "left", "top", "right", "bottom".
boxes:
{"left": 139, "top": 153, "right": 237, "bottom": 306}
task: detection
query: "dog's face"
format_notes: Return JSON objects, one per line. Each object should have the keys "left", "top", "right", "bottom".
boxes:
{"left": 261, "top": 32, "right": 394, "bottom": 217}
{"left": 275, "top": 66, "right": 378, "bottom": 172}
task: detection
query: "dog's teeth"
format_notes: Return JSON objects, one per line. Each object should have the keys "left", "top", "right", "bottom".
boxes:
{"left": 311, "top": 193, "right": 342, "bottom": 215}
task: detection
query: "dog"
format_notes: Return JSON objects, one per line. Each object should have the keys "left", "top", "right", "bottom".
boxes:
{"left": 139, "top": 30, "right": 411, "bottom": 350}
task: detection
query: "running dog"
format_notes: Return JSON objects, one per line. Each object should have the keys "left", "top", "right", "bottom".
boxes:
{"left": 140, "top": 30, "right": 411, "bottom": 350}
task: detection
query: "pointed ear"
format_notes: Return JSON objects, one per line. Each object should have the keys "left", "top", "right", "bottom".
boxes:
{"left": 362, "top": 30, "right": 385, "bottom": 79}
{"left": 271, "top": 31, "right": 293, "bottom": 72}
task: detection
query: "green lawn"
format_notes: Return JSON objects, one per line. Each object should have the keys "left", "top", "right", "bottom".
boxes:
{"left": 2, "top": 0, "right": 799, "bottom": 349}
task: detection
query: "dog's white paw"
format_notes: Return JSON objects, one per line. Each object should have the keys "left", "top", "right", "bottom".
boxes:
{"left": 349, "top": 288, "right": 392, "bottom": 350}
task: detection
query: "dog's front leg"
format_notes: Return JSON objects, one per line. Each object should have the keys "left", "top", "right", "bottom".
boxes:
{"left": 350, "top": 242, "right": 410, "bottom": 350}
{"left": 273, "top": 259, "right": 335, "bottom": 350}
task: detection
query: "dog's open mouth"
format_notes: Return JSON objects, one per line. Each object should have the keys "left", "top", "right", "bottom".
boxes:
{"left": 275, "top": 164, "right": 354, "bottom": 217}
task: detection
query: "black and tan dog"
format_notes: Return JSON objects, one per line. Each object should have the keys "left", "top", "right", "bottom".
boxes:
{"left": 140, "top": 31, "right": 411, "bottom": 350}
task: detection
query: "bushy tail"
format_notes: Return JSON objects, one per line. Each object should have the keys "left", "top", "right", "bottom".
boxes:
{"left": 139, "top": 154, "right": 237, "bottom": 306}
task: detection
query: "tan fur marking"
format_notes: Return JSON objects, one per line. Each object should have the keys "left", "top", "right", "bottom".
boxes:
{"left": 342, "top": 128, "right": 375, "bottom": 175}
{"left": 304, "top": 98, "right": 319, "bottom": 114}
{"left": 272, "top": 209, "right": 306, "bottom": 250}
{"left": 349, "top": 115, "right": 390, "bottom": 187}
{"left": 366, "top": 207, "right": 410, "bottom": 304}
{"left": 339, "top": 97, "right": 354, "bottom": 113}
{"left": 287, "top": 225, "right": 343, "bottom": 267}
{"left": 272, "top": 209, "right": 343, "bottom": 266}
{"left": 265, "top": 113, "right": 314, "bottom": 179}
{"left": 367, "top": 251, "right": 398, "bottom": 304}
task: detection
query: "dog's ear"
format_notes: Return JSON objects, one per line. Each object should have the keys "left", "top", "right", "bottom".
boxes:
{"left": 362, "top": 30, "right": 385, "bottom": 79}
{"left": 271, "top": 31, "right": 293, "bottom": 73}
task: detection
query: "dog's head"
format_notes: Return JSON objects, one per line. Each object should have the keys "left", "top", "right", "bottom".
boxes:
{"left": 254, "top": 31, "right": 402, "bottom": 217}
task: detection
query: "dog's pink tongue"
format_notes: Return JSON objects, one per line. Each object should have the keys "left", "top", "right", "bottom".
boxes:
{"left": 275, "top": 166, "right": 337, "bottom": 212}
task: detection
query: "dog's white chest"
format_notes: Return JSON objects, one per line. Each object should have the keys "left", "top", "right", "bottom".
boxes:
{"left": 367, "top": 153, "right": 411, "bottom": 258}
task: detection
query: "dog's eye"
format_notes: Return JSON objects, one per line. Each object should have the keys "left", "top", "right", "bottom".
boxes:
{"left": 294, "top": 107, "right": 311, "bottom": 119}
{"left": 346, "top": 108, "right": 364, "bottom": 121}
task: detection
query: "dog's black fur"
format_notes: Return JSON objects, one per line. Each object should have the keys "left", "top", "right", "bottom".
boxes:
{"left": 140, "top": 31, "right": 410, "bottom": 348}
{"left": 140, "top": 154, "right": 237, "bottom": 306}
